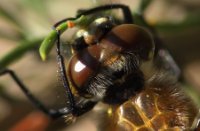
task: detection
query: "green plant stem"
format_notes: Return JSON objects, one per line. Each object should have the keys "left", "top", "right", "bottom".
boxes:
{"left": 39, "top": 15, "right": 89, "bottom": 61}
{"left": 0, "top": 38, "right": 43, "bottom": 69}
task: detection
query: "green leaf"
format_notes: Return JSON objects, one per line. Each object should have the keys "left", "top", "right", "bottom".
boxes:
{"left": 0, "top": 39, "right": 42, "bottom": 69}
{"left": 39, "top": 30, "right": 58, "bottom": 61}
{"left": 39, "top": 15, "right": 89, "bottom": 61}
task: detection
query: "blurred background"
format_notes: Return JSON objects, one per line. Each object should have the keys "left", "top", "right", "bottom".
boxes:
{"left": 0, "top": 0, "right": 200, "bottom": 130}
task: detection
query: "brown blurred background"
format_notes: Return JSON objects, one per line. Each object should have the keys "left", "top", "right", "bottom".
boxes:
{"left": 0, "top": 0, "right": 200, "bottom": 130}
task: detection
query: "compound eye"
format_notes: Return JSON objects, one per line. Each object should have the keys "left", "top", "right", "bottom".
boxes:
{"left": 68, "top": 45, "right": 102, "bottom": 89}
{"left": 101, "top": 24, "right": 155, "bottom": 60}
{"left": 68, "top": 55, "right": 93, "bottom": 88}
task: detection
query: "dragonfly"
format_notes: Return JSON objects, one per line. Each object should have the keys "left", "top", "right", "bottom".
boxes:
{"left": 0, "top": 0, "right": 200, "bottom": 130}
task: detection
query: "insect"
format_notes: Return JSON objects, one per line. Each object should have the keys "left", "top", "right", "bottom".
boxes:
{"left": 0, "top": 3, "right": 199, "bottom": 130}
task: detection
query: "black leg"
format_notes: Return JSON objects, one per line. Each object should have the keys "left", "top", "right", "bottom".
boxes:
{"left": 55, "top": 30, "right": 76, "bottom": 114}
{"left": 76, "top": 4, "right": 133, "bottom": 24}
{"left": 72, "top": 97, "right": 97, "bottom": 117}
{"left": 54, "top": 17, "right": 76, "bottom": 29}
{"left": 0, "top": 68, "right": 97, "bottom": 119}
{"left": 0, "top": 69, "right": 72, "bottom": 119}
{"left": 55, "top": 30, "right": 97, "bottom": 116}
{"left": 54, "top": 4, "right": 133, "bottom": 27}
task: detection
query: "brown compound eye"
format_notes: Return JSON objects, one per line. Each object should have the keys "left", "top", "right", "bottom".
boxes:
{"left": 101, "top": 24, "right": 155, "bottom": 60}
{"left": 68, "top": 45, "right": 103, "bottom": 90}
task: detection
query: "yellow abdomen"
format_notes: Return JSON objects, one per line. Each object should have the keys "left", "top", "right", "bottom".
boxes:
{"left": 107, "top": 80, "right": 197, "bottom": 131}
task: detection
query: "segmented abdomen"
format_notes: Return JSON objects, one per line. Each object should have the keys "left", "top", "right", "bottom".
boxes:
{"left": 107, "top": 77, "right": 197, "bottom": 131}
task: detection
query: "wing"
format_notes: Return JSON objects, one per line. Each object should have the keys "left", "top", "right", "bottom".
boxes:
{"left": 106, "top": 72, "right": 197, "bottom": 131}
